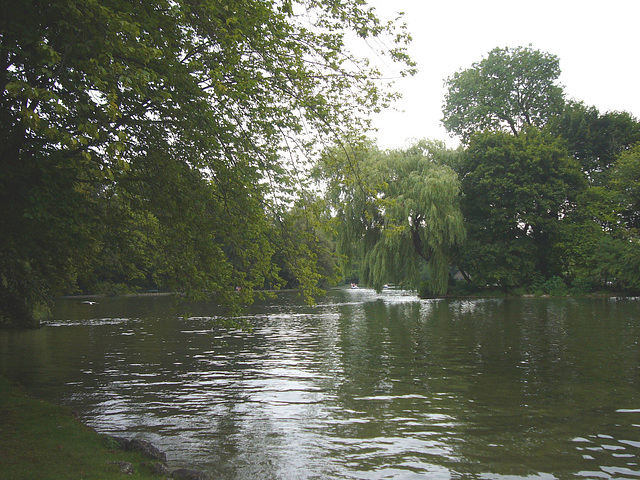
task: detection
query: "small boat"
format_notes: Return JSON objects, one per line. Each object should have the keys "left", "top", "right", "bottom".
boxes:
{"left": 350, "top": 283, "right": 359, "bottom": 289}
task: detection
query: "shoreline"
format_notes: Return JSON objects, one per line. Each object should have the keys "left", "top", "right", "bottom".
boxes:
{"left": 55, "top": 288, "right": 305, "bottom": 300}
{"left": 0, "top": 375, "right": 209, "bottom": 480}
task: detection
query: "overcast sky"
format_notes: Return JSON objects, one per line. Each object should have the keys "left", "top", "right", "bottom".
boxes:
{"left": 364, "top": 0, "right": 640, "bottom": 150}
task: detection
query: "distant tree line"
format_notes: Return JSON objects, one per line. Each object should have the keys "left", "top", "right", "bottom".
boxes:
{"left": 317, "top": 46, "right": 640, "bottom": 297}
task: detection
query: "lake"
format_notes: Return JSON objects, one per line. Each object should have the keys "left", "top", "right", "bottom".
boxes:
{"left": 1, "top": 289, "right": 639, "bottom": 479}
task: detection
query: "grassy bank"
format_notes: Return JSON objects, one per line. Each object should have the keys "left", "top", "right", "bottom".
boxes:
{"left": 0, "top": 375, "right": 163, "bottom": 480}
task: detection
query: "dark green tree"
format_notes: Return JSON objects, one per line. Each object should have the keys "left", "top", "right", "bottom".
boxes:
{"left": 458, "top": 129, "right": 586, "bottom": 289}
{"left": 611, "top": 143, "right": 640, "bottom": 236}
{"left": 0, "top": 0, "right": 414, "bottom": 327}
{"left": 550, "top": 101, "right": 640, "bottom": 183}
{"left": 441, "top": 46, "right": 640, "bottom": 294}
{"left": 574, "top": 144, "right": 640, "bottom": 292}
{"left": 442, "top": 46, "right": 564, "bottom": 142}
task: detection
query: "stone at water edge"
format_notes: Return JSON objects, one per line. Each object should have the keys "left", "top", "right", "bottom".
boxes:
{"left": 171, "top": 467, "right": 212, "bottom": 480}
{"left": 108, "top": 436, "right": 168, "bottom": 463}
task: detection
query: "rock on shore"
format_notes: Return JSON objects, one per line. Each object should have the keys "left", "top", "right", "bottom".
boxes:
{"left": 107, "top": 435, "right": 210, "bottom": 479}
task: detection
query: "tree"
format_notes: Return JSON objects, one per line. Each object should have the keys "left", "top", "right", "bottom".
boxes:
{"left": 550, "top": 101, "right": 640, "bottom": 183}
{"left": 458, "top": 129, "right": 586, "bottom": 289}
{"left": 442, "top": 46, "right": 564, "bottom": 142}
{"left": 271, "top": 193, "right": 341, "bottom": 302}
{"left": 572, "top": 145, "right": 640, "bottom": 293}
{"left": 316, "top": 139, "right": 465, "bottom": 294}
{"left": 610, "top": 143, "right": 640, "bottom": 237}
{"left": 0, "top": 0, "right": 414, "bottom": 327}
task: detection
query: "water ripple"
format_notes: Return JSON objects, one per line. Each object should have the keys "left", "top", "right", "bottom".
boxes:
{"left": 3, "top": 293, "right": 640, "bottom": 479}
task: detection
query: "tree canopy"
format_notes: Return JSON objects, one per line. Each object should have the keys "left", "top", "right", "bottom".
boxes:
{"left": 315, "top": 140, "right": 465, "bottom": 294}
{"left": 611, "top": 144, "right": 640, "bottom": 237}
{"left": 0, "top": 0, "right": 414, "bottom": 327}
{"left": 4, "top": 21, "right": 640, "bottom": 326}
{"left": 550, "top": 101, "right": 640, "bottom": 183}
{"left": 458, "top": 128, "right": 586, "bottom": 288}
{"left": 442, "top": 46, "right": 564, "bottom": 142}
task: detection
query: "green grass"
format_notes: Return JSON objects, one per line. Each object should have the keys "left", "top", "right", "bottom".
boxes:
{"left": 0, "top": 375, "right": 164, "bottom": 480}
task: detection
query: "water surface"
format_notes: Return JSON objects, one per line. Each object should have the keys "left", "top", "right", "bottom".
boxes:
{"left": 1, "top": 290, "right": 639, "bottom": 479}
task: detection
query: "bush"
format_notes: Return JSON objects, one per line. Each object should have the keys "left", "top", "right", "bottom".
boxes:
{"left": 527, "top": 273, "right": 545, "bottom": 295}
{"left": 543, "top": 276, "right": 568, "bottom": 296}
{"left": 509, "top": 286, "right": 527, "bottom": 296}
{"left": 448, "top": 281, "right": 481, "bottom": 297}
{"left": 570, "top": 277, "right": 595, "bottom": 295}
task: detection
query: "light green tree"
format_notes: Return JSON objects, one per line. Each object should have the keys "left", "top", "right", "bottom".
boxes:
{"left": 271, "top": 193, "right": 342, "bottom": 302}
{"left": 316, "top": 140, "right": 465, "bottom": 294}
{"left": 442, "top": 46, "right": 564, "bottom": 142}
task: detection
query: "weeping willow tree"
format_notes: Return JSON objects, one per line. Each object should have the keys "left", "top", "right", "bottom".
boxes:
{"left": 316, "top": 139, "right": 466, "bottom": 294}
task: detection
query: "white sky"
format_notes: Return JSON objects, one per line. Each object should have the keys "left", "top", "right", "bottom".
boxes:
{"left": 365, "top": 0, "right": 640, "bottom": 150}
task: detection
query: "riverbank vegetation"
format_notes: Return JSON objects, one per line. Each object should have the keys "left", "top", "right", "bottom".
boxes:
{"left": 316, "top": 46, "right": 640, "bottom": 298}
{"left": 1, "top": 1, "right": 639, "bottom": 330}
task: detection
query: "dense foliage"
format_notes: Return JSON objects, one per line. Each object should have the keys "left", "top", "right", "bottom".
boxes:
{"left": 0, "top": 0, "right": 414, "bottom": 327}
{"left": 315, "top": 140, "right": 465, "bottom": 294}
{"left": 319, "top": 46, "right": 640, "bottom": 297}
{"left": 550, "top": 101, "right": 640, "bottom": 183}
{"left": 442, "top": 46, "right": 564, "bottom": 141}
{"left": 441, "top": 48, "right": 640, "bottom": 295}
{"left": 457, "top": 129, "right": 586, "bottom": 288}
{"left": 3, "top": 6, "right": 639, "bottom": 328}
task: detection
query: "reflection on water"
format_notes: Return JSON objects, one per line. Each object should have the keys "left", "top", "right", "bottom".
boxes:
{"left": 1, "top": 291, "right": 640, "bottom": 479}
